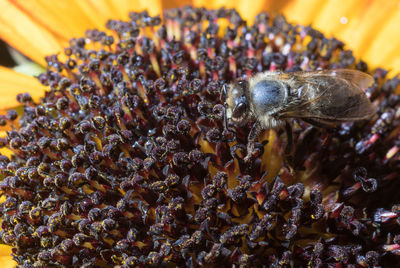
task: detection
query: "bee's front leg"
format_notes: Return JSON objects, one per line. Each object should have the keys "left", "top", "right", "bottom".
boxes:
{"left": 244, "top": 121, "right": 262, "bottom": 163}
{"left": 284, "top": 121, "right": 293, "bottom": 156}
{"left": 284, "top": 121, "right": 295, "bottom": 172}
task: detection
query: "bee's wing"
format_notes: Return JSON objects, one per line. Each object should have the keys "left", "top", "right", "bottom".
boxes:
{"left": 279, "top": 69, "right": 377, "bottom": 121}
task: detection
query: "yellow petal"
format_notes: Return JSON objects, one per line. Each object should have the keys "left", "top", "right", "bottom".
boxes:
{"left": 283, "top": 0, "right": 400, "bottom": 73}
{"left": 0, "top": 131, "right": 12, "bottom": 158}
{"left": 0, "top": 148, "right": 13, "bottom": 158}
{"left": 310, "top": 0, "right": 362, "bottom": 35}
{"left": 0, "top": 245, "right": 12, "bottom": 257}
{"left": 283, "top": 0, "right": 327, "bottom": 25}
{"left": 364, "top": 7, "right": 400, "bottom": 73}
{"left": 111, "top": 0, "right": 162, "bottom": 17}
{"left": 192, "top": 0, "right": 233, "bottom": 9}
{"left": 0, "top": 66, "right": 46, "bottom": 109}
{"left": 75, "top": 0, "right": 163, "bottom": 32}
{"left": 75, "top": 0, "right": 123, "bottom": 29}
{"left": 192, "top": 0, "right": 273, "bottom": 23}
{"left": 0, "top": 0, "right": 64, "bottom": 66}
{"left": 236, "top": 0, "right": 269, "bottom": 23}
{"left": 9, "top": 0, "right": 100, "bottom": 42}
{"left": 161, "top": 0, "right": 192, "bottom": 11}
{"left": 335, "top": 0, "right": 399, "bottom": 60}
{"left": 1, "top": 0, "right": 164, "bottom": 66}
{"left": 0, "top": 245, "right": 15, "bottom": 267}
{"left": 0, "top": 257, "right": 16, "bottom": 268}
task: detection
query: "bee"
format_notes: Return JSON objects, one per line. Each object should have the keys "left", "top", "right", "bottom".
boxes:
{"left": 223, "top": 69, "right": 377, "bottom": 161}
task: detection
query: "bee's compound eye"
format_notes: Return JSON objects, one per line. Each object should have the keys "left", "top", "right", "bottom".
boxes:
{"left": 251, "top": 80, "right": 284, "bottom": 110}
{"left": 232, "top": 102, "right": 247, "bottom": 119}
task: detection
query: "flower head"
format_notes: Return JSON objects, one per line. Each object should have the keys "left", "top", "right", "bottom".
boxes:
{"left": 0, "top": 3, "right": 400, "bottom": 267}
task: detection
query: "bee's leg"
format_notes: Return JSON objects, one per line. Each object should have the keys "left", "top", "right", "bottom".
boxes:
{"left": 223, "top": 102, "right": 228, "bottom": 131}
{"left": 244, "top": 121, "right": 262, "bottom": 162}
{"left": 284, "top": 121, "right": 295, "bottom": 172}
{"left": 284, "top": 121, "right": 293, "bottom": 155}
{"left": 302, "top": 118, "right": 337, "bottom": 129}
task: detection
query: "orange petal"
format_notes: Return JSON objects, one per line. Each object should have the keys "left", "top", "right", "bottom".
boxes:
{"left": 0, "top": 66, "right": 46, "bottom": 110}
{"left": 0, "top": 0, "right": 64, "bottom": 66}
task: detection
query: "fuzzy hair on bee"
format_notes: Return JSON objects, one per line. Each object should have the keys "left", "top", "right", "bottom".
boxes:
{"left": 224, "top": 69, "right": 377, "bottom": 161}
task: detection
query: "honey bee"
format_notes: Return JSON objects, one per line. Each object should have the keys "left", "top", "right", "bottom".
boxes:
{"left": 223, "top": 69, "right": 377, "bottom": 161}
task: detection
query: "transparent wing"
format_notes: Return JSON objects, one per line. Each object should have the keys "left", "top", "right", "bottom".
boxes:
{"left": 279, "top": 69, "right": 377, "bottom": 121}
{"left": 316, "top": 69, "right": 374, "bottom": 89}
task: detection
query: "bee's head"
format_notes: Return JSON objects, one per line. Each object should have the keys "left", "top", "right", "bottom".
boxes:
{"left": 225, "top": 80, "right": 250, "bottom": 126}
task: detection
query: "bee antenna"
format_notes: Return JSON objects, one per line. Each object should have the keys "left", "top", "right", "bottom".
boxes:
{"left": 220, "top": 84, "right": 228, "bottom": 102}
{"left": 223, "top": 102, "right": 228, "bottom": 131}
{"left": 220, "top": 84, "right": 229, "bottom": 131}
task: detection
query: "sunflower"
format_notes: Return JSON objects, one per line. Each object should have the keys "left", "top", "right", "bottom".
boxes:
{"left": 1, "top": 0, "right": 400, "bottom": 267}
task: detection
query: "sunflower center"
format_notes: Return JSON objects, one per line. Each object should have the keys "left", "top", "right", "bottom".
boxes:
{"left": 0, "top": 6, "right": 399, "bottom": 267}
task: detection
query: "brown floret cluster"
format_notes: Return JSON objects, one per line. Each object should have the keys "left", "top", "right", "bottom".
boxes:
{"left": 0, "top": 6, "right": 400, "bottom": 267}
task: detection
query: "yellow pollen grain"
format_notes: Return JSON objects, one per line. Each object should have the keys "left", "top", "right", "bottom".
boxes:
{"left": 103, "top": 237, "right": 114, "bottom": 246}
{"left": 82, "top": 242, "right": 95, "bottom": 249}
{"left": 82, "top": 184, "right": 95, "bottom": 194}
